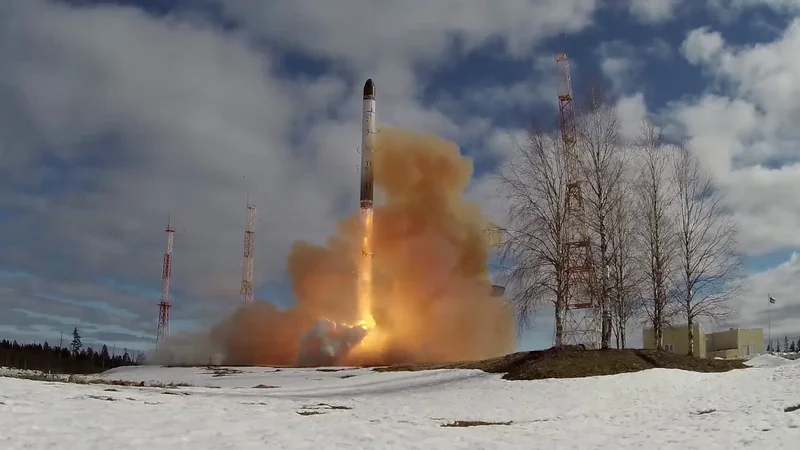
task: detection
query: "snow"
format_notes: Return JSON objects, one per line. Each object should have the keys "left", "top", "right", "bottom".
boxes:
{"left": 2, "top": 363, "right": 800, "bottom": 449}
{"left": 745, "top": 354, "right": 799, "bottom": 368}
{"left": 0, "top": 367, "right": 44, "bottom": 378}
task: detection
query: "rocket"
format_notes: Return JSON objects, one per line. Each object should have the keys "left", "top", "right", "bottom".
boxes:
{"left": 360, "top": 79, "right": 376, "bottom": 210}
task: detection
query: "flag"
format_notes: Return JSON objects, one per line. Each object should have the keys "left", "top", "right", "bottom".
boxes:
{"left": 769, "top": 296, "right": 776, "bottom": 304}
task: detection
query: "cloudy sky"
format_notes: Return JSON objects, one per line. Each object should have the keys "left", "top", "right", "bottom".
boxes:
{"left": 1, "top": 0, "right": 799, "bottom": 352}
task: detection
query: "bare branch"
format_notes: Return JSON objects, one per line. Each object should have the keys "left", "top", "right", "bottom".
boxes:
{"left": 607, "top": 168, "right": 646, "bottom": 348}
{"left": 632, "top": 119, "right": 679, "bottom": 350}
{"left": 575, "top": 94, "right": 627, "bottom": 348}
{"left": 495, "top": 126, "right": 569, "bottom": 342}
{"left": 671, "top": 143, "right": 742, "bottom": 355}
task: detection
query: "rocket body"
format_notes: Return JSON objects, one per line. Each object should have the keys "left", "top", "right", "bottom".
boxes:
{"left": 360, "top": 79, "right": 376, "bottom": 210}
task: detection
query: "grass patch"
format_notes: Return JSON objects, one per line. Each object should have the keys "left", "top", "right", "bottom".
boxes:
{"left": 318, "top": 402, "right": 352, "bottom": 410}
{"left": 296, "top": 402, "right": 352, "bottom": 416}
{"left": 785, "top": 404, "right": 800, "bottom": 413}
{"left": 376, "top": 346, "right": 747, "bottom": 381}
{"left": 207, "top": 368, "right": 244, "bottom": 377}
{"left": 87, "top": 395, "right": 117, "bottom": 402}
{"left": 301, "top": 402, "right": 352, "bottom": 410}
{"left": 441, "top": 420, "right": 512, "bottom": 427}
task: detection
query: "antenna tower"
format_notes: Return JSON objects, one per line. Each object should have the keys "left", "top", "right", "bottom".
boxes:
{"left": 156, "top": 216, "right": 175, "bottom": 356}
{"left": 240, "top": 197, "right": 256, "bottom": 305}
{"left": 555, "top": 53, "right": 600, "bottom": 348}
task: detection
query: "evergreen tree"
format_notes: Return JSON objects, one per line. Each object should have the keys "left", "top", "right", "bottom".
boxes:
{"left": 0, "top": 335, "right": 139, "bottom": 374}
{"left": 70, "top": 327, "right": 82, "bottom": 355}
{"left": 767, "top": 341, "right": 772, "bottom": 352}
{"left": 101, "top": 344, "right": 110, "bottom": 359}
{"left": 776, "top": 340, "right": 781, "bottom": 352}
{"left": 785, "top": 336, "right": 789, "bottom": 352}
{"left": 790, "top": 341, "right": 797, "bottom": 353}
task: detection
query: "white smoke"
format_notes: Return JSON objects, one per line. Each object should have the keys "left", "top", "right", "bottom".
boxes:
{"left": 297, "top": 319, "right": 368, "bottom": 366}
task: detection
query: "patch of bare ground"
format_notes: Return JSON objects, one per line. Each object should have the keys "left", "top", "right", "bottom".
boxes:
{"left": 441, "top": 421, "right": 512, "bottom": 427}
{"left": 375, "top": 346, "right": 747, "bottom": 380}
{"left": 296, "top": 402, "right": 352, "bottom": 416}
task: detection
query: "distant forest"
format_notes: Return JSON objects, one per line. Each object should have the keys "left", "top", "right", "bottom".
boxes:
{"left": 1, "top": 327, "right": 144, "bottom": 374}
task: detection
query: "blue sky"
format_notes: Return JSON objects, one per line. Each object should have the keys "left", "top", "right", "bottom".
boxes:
{"left": 2, "top": 0, "right": 800, "bottom": 355}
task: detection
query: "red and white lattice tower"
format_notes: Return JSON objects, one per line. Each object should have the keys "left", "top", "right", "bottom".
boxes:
{"left": 240, "top": 198, "right": 256, "bottom": 305}
{"left": 555, "top": 53, "right": 600, "bottom": 349}
{"left": 156, "top": 216, "right": 175, "bottom": 355}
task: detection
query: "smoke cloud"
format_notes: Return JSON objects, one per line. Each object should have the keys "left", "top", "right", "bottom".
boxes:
{"left": 210, "top": 128, "right": 515, "bottom": 366}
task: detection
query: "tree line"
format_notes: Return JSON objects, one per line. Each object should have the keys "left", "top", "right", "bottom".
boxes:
{"left": 0, "top": 327, "right": 145, "bottom": 374}
{"left": 495, "top": 89, "right": 742, "bottom": 356}
{"left": 768, "top": 336, "right": 800, "bottom": 353}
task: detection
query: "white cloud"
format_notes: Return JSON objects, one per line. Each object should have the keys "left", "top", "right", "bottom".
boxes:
{"left": 668, "top": 20, "right": 800, "bottom": 255}
{"left": 213, "top": 0, "right": 599, "bottom": 63}
{"left": 681, "top": 28, "right": 725, "bottom": 65}
{"left": 596, "top": 41, "right": 642, "bottom": 94}
{"left": 707, "top": 0, "right": 800, "bottom": 15}
{"left": 0, "top": 0, "right": 599, "bottom": 346}
{"left": 628, "top": 0, "right": 683, "bottom": 23}
{"left": 645, "top": 38, "right": 674, "bottom": 60}
{"left": 735, "top": 253, "right": 800, "bottom": 340}
{"left": 616, "top": 93, "right": 649, "bottom": 139}
{"left": 643, "top": 18, "right": 800, "bottom": 338}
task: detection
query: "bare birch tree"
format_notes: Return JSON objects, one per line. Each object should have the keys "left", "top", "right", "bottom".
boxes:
{"left": 633, "top": 120, "right": 677, "bottom": 350}
{"left": 607, "top": 176, "right": 645, "bottom": 348}
{"left": 671, "top": 144, "right": 741, "bottom": 355}
{"left": 576, "top": 96, "right": 627, "bottom": 349}
{"left": 496, "top": 127, "right": 569, "bottom": 345}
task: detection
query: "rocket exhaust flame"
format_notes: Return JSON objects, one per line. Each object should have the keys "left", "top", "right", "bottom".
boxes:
{"left": 207, "top": 80, "right": 514, "bottom": 367}
{"left": 356, "top": 207, "right": 376, "bottom": 329}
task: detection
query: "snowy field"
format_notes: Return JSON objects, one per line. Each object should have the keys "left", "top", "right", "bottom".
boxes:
{"left": 1, "top": 355, "right": 800, "bottom": 449}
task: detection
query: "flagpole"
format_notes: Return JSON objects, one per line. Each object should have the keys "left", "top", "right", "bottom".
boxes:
{"left": 768, "top": 293, "right": 772, "bottom": 353}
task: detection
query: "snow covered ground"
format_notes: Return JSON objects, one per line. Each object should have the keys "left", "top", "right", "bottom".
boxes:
{"left": 2, "top": 359, "right": 800, "bottom": 449}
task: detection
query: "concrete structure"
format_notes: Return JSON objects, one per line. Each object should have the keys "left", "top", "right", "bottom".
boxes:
{"left": 706, "top": 328, "right": 763, "bottom": 359}
{"left": 643, "top": 323, "right": 707, "bottom": 357}
{"left": 643, "top": 324, "right": 764, "bottom": 359}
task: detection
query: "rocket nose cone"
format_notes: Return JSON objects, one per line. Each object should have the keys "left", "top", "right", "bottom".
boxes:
{"left": 363, "top": 79, "right": 375, "bottom": 98}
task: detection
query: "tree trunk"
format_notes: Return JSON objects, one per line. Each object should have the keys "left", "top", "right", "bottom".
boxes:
{"left": 653, "top": 285, "right": 663, "bottom": 350}
{"left": 598, "top": 224, "right": 610, "bottom": 349}
{"left": 602, "top": 308, "right": 613, "bottom": 349}
{"left": 687, "top": 314, "right": 694, "bottom": 356}
{"left": 554, "top": 294, "right": 564, "bottom": 347}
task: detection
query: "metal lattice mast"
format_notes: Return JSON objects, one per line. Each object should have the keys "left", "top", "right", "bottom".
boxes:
{"left": 555, "top": 53, "right": 600, "bottom": 349}
{"left": 240, "top": 198, "right": 256, "bottom": 305}
{"left": 156, "top": 216, "right": 175, "bottom": 355}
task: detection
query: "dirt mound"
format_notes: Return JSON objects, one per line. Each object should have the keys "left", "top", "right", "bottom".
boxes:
{"left": 374, "top": 347, "right": 747, "bottom": 380}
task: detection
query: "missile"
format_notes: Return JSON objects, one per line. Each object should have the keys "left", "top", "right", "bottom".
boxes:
{"left": 360, "top": 79, "right": 376, "bottom": 210}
